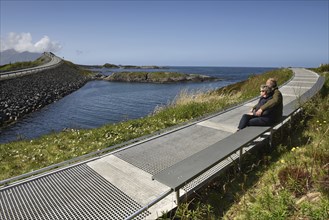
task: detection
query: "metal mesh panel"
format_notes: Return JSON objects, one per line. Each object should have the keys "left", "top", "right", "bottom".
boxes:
{"left": 181, "top": 138, "right": 268, "bottom": 193}
{"left": 182, "top": 154, "right": 238, "bottom": 192}
{"left": 0, "top": 164, "right": 149, "bottom": 220}
{"left": 115, "top": 125, "right": 232, "bottom": 175}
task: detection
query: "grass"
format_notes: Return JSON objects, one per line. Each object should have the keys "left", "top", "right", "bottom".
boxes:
{"left": 161, "top": 65, "right": 329, "bottom": 220}
{"left": 0, "top": 68, "right": 292, "bottom": 181}
{"left": 63, "top": 60, "right": 95, "bottom": 76}
{"left": 0, "top": 55, "right": 51, "bottom": 72}
{"left": 108, "top": 71, "right": 196, "bottom": 82}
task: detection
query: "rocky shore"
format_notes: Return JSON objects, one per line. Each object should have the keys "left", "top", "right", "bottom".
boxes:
{"left": 0, "top": 62, "right": 92, "bottom": 126}
{"left": 104, "top": 71, "right": 219, "bottom": 83}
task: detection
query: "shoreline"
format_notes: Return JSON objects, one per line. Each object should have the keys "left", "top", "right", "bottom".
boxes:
{"left": 0, "top": 62, "right": 93, "bottom": 127}
{"left": 0, "top": 68, "right": 293, "bottom": 180}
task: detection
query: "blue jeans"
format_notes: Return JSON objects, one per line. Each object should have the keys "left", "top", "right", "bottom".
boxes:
{"left": 238, "top": 114, "right": 273, "bottom": 130}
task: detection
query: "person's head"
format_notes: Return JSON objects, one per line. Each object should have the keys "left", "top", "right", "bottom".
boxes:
{"left": 260, "top": 85, "right": 271, "bottom": 97}
{"left": 266, "top": 78, "right": 278, "bottom": 89}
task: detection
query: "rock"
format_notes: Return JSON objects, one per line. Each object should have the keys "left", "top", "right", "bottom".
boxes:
{"left": 296, "top": 192, "right": 321, "bottom": 205}
{"left": 0, "top": 62, "right": 91, "bottom": 126}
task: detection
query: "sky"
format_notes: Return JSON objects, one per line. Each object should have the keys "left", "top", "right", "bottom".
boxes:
{"left": 1, "top": 0, "right": 328, "bottom": 67}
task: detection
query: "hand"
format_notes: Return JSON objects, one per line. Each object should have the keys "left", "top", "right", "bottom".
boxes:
{"left": 255, "top": 109, "right": 263, "bottom": 116}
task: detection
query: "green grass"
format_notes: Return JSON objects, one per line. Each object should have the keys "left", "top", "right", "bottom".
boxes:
{"left": 162, "top": 66, "right": 329, "bottom": 220}
{"left": 108, "top": 71, "right": 193, "bottom": 82}
{"left": 63, "top": 60, "right": 95, "bottom": 76}
{"left": 0, "top": 68, "right": 292, "bottom": 181}
{"left": 0, "top": 55, "right": 50, "bottom": 72}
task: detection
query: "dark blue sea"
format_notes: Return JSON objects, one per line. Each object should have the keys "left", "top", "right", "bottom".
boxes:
{"left": 0, "top": 66, "right": 275, "bottom": 143}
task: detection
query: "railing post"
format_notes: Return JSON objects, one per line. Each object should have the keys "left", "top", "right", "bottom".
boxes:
{"left": 269, "top": 128, "right": 273, "bottom": 148}
{"left": 238, "top": 148, "right": 243, "bottom": 172}
{"left": 176, "top": 190, "right": 180, "bottom": 205}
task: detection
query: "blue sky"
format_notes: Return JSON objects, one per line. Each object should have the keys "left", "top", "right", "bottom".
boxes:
{"left": 1, "top": 0, "right": 328, "bottom": 67}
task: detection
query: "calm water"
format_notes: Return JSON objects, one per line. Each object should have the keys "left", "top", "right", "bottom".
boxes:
{"left": 0, "top": 66, "right": 274, "bottom": 143}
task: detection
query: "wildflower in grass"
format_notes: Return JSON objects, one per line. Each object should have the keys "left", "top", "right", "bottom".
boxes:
{"left": 291, "top": 147, "right": 296, "bottom": 152}
{"left": 280, "top": 159, "right": 285, "bottom": 164}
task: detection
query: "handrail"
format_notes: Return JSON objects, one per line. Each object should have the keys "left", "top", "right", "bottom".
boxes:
{"left": 125, "top": 189, "right": 173, "bottom": 220}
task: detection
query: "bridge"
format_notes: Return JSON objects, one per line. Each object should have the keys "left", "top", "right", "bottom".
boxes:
{"left": 0, "top": 52, "right": 63, "bottom": 81}
{"left": 0, "top": 68, "right": 324, "bottom": 219}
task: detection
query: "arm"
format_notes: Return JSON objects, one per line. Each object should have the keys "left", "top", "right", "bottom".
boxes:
{"left": 255, "top": 89, "right": 282, "bottom": 116}
{"left": 260, "top": 89, "right": 282, "bottom": 111}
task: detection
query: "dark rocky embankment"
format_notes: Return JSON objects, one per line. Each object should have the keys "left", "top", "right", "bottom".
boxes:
{"left": 0, "top": 62, "right": 92, "bottom": 126}
{"left": 104, "top": 71, "right": 219, "bottom": 83}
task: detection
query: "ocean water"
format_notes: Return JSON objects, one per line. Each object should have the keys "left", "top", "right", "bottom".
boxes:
{"left": 0, "top": 66, "right": 274, "bottom": 143}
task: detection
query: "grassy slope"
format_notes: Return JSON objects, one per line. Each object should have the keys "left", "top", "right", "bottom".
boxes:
{"left": 167, "top": 65, "right": 329, "bottom": 220}
{"left": 0, "top": 55, "right": 50, "bottom": 72}
{"left": 0, "top": 68, "right": 291, "bottom": 181}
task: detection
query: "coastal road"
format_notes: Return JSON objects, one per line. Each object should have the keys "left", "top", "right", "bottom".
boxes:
{"left": 0, "top": 52, "right": 63, "bottom": 81}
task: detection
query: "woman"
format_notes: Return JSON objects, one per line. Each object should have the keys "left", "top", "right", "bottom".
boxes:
{"left": 237, "top": 85, "right": 273, "bottom": 130}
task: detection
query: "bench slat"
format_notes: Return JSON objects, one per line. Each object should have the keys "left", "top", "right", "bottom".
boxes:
{"left": 152, "top": 126, "right": 271, "bottom": 190}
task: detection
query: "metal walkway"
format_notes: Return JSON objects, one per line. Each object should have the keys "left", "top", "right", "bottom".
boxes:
{"left": 0, "top": 68, "right": 323, "bottom": 219}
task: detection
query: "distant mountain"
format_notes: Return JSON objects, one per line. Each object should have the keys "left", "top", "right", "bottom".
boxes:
{"left": 0, "top": 49, "right": 42, "bottom": 65}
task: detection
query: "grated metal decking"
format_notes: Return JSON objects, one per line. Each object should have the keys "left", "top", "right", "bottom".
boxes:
{"left": 0, "top": 165, "right": 149, "bottom": 220}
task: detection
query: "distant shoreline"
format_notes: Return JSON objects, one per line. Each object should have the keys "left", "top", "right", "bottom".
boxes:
{"left": 78, "top": 63, "right": 168, "bottom": 70}
{"left": 103, "top": 71, "right": 221, "bottom": 83}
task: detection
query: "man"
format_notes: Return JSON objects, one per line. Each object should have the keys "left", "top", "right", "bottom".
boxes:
{"left": 255, "top": 78, "right": 283, "bottom": 124}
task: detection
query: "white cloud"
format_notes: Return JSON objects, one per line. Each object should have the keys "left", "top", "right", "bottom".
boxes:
{"left": 0, "top": 32, "right": 62, "bottom": 53}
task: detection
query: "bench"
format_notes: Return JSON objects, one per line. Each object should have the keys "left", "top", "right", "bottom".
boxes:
{"left": 152, "top": 126, "right": 270, "bottom": 190}
{"left": 152, "top": 75, "right": 325, "bottom": 203}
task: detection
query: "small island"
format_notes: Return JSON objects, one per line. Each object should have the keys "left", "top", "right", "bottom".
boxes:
{"left": 104, "top": 63, "right": 166, "bottom": 69}
{"left": 103, "top": 71, "right": 220, "bottom": 83}
{"left": 79, "top": 63, "right": 167, "bottom": 69}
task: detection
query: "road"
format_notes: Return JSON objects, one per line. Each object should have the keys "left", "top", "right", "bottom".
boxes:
{"left": 0, "top": 52, "right": 62, "bottom": 81}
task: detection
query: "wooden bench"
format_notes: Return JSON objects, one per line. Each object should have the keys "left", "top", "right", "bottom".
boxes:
{"left": 152, "top": 76, "right": 325, "bottom": 203}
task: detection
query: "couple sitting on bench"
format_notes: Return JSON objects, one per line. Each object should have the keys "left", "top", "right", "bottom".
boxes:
{"left": 237, "top": 78, "right": 283, "bottom": 131}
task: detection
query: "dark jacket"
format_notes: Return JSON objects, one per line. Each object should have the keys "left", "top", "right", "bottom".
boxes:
{"left": 260, "top": 87, "right": 283, "bottom": 123}
{"left": 253, "top": 95, "right": 272, "bottom": 115}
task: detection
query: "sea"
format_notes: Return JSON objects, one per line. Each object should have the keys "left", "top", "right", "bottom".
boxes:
{"left": 0, "top": 66, "right": 275, "bottom": 143}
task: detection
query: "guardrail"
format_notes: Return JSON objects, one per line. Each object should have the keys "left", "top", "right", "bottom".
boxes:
{"left": 0, "top": 52, "right": 63, "bottom": 81}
